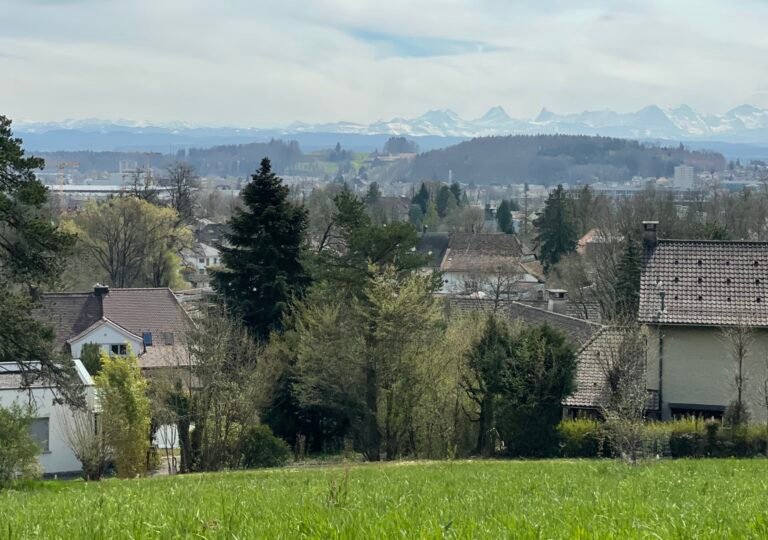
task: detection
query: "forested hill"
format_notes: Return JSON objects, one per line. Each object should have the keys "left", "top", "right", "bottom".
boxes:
{"left": 408, "top": 135, "right": 726, "bottom": 185}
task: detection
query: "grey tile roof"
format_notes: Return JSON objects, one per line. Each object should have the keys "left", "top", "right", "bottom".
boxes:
{"left": 564, "top": 327, "right": 659, "bottom": 411}
{"left": 639, "top": 240, "right": 768, "bottom": 326}
{"left": 441, "top": 233, "right": 526, "bottom": 273}
{"left": 102, "top": 288, "right": 188, "bottom": 339}
{"left": 38, "top": 294, "right": 102, "bottom": 348}
{"left": 445, "top": 296, "right": 601, "bottom": 346}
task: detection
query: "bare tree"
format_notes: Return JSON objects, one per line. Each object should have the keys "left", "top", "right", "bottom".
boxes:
{"left": 165, "top": 162, "right": 200, "bottom": 225}
{"left": 596, "top": 324, "right": 649, "bottom": 463}
{"left": 127, "top": 168, "right": 159, "bottom": 204}
{"left": 61, "top": 409, "right": 110, "bottom": 481}
{"left": 721, "top": 319, "right": 753, "bottom": 428}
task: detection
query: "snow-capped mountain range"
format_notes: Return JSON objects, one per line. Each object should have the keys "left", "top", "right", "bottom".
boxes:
{"left": 14, "top": 105, "right": 768, "bottom": 152}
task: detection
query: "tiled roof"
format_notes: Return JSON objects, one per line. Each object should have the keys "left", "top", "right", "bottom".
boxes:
{"left": 39, "top": 288, "right": 190, "bottom": 368}
{"left": 564, "top": 327, "right": 659, "bottom": 411}
{"left": 445, "top": 296, "right": 601, "bottom": 346}
{"left": 415, "top": 232, "right": 450, "bottom": 268}
{"left": 639, "top": 240, "right": 768, "bottom": 326}
{"left": 441, "top": 233, "right": 526, "bottom": 273}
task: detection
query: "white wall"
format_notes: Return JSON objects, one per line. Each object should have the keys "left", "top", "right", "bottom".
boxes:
{"left": 0, "top": 386, "right": 93, "bottom": 475}
{"left": 69, "top": 322, "right": 143, "bottom": 359}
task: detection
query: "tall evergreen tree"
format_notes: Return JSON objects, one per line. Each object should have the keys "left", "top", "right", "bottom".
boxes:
{"left": 411, "top": 182, "right": 430, "bottom": 214}
{"left": 496, "top": 200, "right": 514, "bottom": 234}
{"left": 363, "top": 181, "right": 381, "bottom": 205}
{"left": 0, "top": 116, "right": 78, "bottom": 400}
{"left": 450, "top": 182, "right": 463, "bottom": 207}
{"left": 436, "top": 185, "right": 455, "bottom": 218}
{"left": 614, "top": 236, "right": 642, "bottom": 320}
{"left": 535, "top": 185, "right": 577, "bottom": 272}
{"left": 213, "top": 158, "right": 308, "bottom": 340}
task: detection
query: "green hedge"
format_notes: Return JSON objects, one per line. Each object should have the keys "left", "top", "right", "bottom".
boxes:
{"left": 558, "top": 418, "right": 768, "bottom": 458}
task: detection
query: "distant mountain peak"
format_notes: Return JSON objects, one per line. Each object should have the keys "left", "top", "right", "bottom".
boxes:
{"left": 477, "top": 106, "right": 511, "bottom": 122}
{"left": 534, "top": 107, "right": 555, "bottom": 122}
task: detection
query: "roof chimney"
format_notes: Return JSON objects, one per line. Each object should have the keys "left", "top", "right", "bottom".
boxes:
{"left": 642, "top": 221, "right": 658, "bottom": 250}
{"left": 547, "top": 289, "right": 568, "bottom": 315}
{"left": 93, "top": 283, "right": 110, "bottom": 297}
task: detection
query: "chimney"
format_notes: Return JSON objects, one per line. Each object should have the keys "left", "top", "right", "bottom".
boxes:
{"left": 93, "top": 283, "right": 110, "bottom": 297}
{"left": 642, "top": 221, "right": 658, "bottom": 250}
{"left": 547, "top": 289, "right": 568, "bottom": 315}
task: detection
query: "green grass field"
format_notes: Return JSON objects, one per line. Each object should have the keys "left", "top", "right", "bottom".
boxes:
{"left": 3, "top": 460, "right": 768, "bottom": 539}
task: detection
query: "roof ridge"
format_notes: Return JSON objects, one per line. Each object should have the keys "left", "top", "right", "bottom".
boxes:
{"left": 659, "top": 238, "right": 768, "bottom": 245}
{"left": 508, "top": 300, "right": 605, "bottom": 328}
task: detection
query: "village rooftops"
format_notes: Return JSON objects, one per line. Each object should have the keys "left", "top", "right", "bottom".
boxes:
{"left": 415, "top": 232, "right": 450, "bottom": 269}
{"left": 639, "top": 238, "right": 768, "bottom": 326}
{"left": 441, "top": 233, "right": 535, "bottom": 273}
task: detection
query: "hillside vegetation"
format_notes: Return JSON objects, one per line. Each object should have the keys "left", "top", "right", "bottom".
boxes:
{"left": 409, "top": 134, "right": 726, "bottom": 185}
{"left": 3, "top": 460, "right": 768, "bottom": 538}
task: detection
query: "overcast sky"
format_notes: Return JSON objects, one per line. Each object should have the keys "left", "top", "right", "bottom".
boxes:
{"left": 2, "top": 0, "right": 768, "bottom": 126}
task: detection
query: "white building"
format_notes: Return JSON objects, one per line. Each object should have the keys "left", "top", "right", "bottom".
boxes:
{"left": 182, "top": 243, "right": 221, "bottom": 289}
{"left": 674, "top": 165, "right": 695, "bottom": 189}
{"left": 0, "top": 361, "right": 94, "bottom": 476}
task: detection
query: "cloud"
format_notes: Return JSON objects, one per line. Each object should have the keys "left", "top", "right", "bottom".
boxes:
{"left": 2, "top": 0, "right": 768, "bottom": 125}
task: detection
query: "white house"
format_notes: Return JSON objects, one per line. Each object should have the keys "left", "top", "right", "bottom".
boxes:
{"left": 181, "top": 243, "right": 220, "bottom": 289}
{"left": 0, "top": 361, "right": 94, "bottom": 476}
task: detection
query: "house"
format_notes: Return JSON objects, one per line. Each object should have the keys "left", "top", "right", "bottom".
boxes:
{"left": 38, "top": 285, "right": 190, "bottom": 370}
{"left": 415, "top": 232, "right": 450, "bottom": 273}
{"left": 439, "top": 233, "right": 544, "bottom": 296}
{"left": 0, "top": 360, "right": 94, "bottom": 475}
{"left": 182, "top": 243, "right": 220, "bottom": 289}
{"left": 638, "top": 220, "right": 768, "bottom": 420}
{"left": 194, "top": 219, "right": 229, "bottom": 245}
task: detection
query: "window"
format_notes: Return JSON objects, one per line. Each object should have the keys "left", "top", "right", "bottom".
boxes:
{"left": 163, "top": 332, "right": 175, "bottom": 345}
{"left": 198, "top": 257, "right": 205, "bottom": 264}
{"left": 29, "top": 418, "right": 49, "bottom": 452}
{"left": 143, "top": 332, "right": 153, "bottom": 346}
{"left": 110, "top": 344, "right": 127, "bottom": 356}
{"left": 198, "top": 268, "right": 205, "bottom": 275}
{"left": 207, "top": 258, "right": 212, "bottom": 265}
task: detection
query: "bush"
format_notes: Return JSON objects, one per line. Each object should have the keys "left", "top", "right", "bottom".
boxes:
{"left": 240, "top": 425, "right": 291, "bottom": 468}
{"left": 558, "top": 418, "right": 605, "bottom": 457}
{"left": 0, "top": 404, "right": 41, "bottom": 486}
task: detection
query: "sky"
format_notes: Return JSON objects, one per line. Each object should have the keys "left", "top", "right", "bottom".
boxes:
{"left": 2, "top": 0, "right": 768, "bottom": 126}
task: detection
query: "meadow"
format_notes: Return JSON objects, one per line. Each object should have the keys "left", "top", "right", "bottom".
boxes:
{"left": 3, "top": 460, "right": 768, "bottom": 539}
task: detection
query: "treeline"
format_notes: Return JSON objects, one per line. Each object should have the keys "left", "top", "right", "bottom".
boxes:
{"left": 409, "top": 135, "right": 726, "bottom": 185}
{"left": 38, "top": 139, "right": 303, "bottom": 176}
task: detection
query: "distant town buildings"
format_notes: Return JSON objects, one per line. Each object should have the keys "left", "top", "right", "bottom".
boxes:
{"left": 673, "top": 164, "right": 695, "bottom": 189}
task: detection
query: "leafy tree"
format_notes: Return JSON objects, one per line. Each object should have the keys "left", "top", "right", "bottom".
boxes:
{"left": 64, "top": 197, "right": 191, "bottom": 289}
{"left": 411, "top": 183, "right": 430, "bottom": 214}
{"left": 213, "top": 158, "right": 309, "bottom": 340}
{"left": 0, "top": 403, "right": 40, "bottom": 486}
{"left": 535, "top": 185, "right": 577, "bottom": 271}
{"left": 614, "top": 236, "right": 642, "bottom": 320}
{"left": 383, "top": 136, "right": 418, "bottom": 155}
{"left": 0, "top": 115, "right": 78, "bottom": 398}
{"left": 450, "top": 182, "right": 463, "bottom": 207}
{"left": 95, "top": 350, "right": 151, "bottom": 478}
{"left": 496, "top": 200, "right": 514, "bottom": 234}
{"left": 80, "top": 343, "right": 103, "bottom": 376}
{"left": 436, "top": 185, "right": 455, "bottom": 218}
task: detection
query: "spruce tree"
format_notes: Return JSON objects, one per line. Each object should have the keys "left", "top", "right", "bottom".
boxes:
{"left": 411, "top": 182, "right": 430, "bottom": 214}
{"left": 450, "top": 182, "right": 463, "bottom": 207}
{"left": 213, "top": 158, "right": 308, "bottom": 340}
{"left": 496, "top": 200, "right": 514, "bottom": 234}
{"left": 614, "top": 236, "right": 642, "bottom": 320}
{"left": 535, "top": 185, "right": 577, "bottom": 272}
{"left": 436, "top": 185, "right": 454, "bottom": 218}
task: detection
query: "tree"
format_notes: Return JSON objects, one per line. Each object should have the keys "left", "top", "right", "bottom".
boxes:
{"left": 213, "top": 158, "right": 309, "bottom": 340}
{"left": 64, "top": 197, "right": 191, "bottom": 288}
{"left": 383, "top": 136, "right": 418, "bottom": 155}
{"left": 722, "top": 320, "right": 753, "bottom": 428}
{"left": 0, "top": 403, "right": 40, "bottom": 486}
{"left": 127, "top": 168, "right": 159, "bottom": 204}
{"left": 0, "top": 115, "right": 78, "bottom": 398}
{"left": 436, "top": 185, "right": 455, "bottom": 218}
{"left": 535, "top": 185, "right": 577, "bottom": 271}
{"left": 596, "top": 325, "right": 649, "bottom": 463}
{"left": 61, "top": 408, "right": 109, "bottom": 481}
{"left": 614, "top": 236, "right": 642, "bottom": 320}
{"left": 411, "top": 183, "right": 430, "bottom": 215}
{"left": 496, "top": 200, "right": 514, "bottom": 234}
{"left": 95, "top": 350, "right": 151, "bottom": 478}
{"left": 165, "top": 162, "right": 200, "bottom": 225}
{"left": 450, "top": 182, "right": 463, "bottom": 207}
{"left": 363, "top": 182, "right": 382, "bottom": 206}
{"left": 423, "top": 201, "right": 440, "bottom": 232}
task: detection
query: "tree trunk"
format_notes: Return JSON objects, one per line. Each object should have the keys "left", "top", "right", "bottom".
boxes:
{"left": 365, "top": 360, "right": 381, "bottom": 461}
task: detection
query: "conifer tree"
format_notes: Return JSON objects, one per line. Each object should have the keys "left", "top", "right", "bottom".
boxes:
{"left": 614, "top": 236, "right": 642, "bottom": 320}
{"left": 535, "top": 185, "right": 577, "bottom": 272}
{"left": 213, "top": 158, "right": 308, "bottom": 340}
{"left": 436, "top": 185, "right": 455, "bottom": 218}
{"left": 411, "top": 182, "right": 430, "bottom": 214}
{"left": 450, "top": 182, "right": 463, "bottom": 207}
{"left": 496, "top": 200, "right": 514, "bottom": 234}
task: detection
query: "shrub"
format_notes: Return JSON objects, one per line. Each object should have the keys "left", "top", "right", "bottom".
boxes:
{"left": 558, "top": 418, "right": 605, "bottom": 457}
{"left": 0, "top": 404, "right": 41, "bottom": 486}
{"left": 62, "top": 409, "right": 110, "bottom": 481}
{"left": 240, "top": 425, "right": 291, "bottom": 468}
